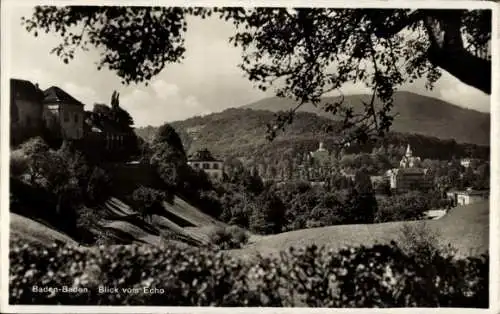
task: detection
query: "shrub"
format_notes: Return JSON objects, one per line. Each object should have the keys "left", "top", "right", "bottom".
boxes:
{"left": 197, "top": 190, "right": 223, "bottom": 218}
{"left": 397, "top": 222, "right": 457, "bottom": 264}
{"left": 207, "top": 225, "right": 249, "bottom": 249}
{"left": 131, "top": 186, "right": 167, "bottom": 221}
{"left": 250, "top": 191, "right": 286, "bottom": 235}
{"left": 9, "top": 239, "right": 488, "bottom": 307}
{"left": 375, "top": 191, "right": 431, "bottom": 223}
{"left": 10, "top": 150, "right": 29, "bottom": 178}
{"left": 277, "top": 243, "right": 488, "bottom": 307}
{"left": 85, "top": 167, "right": 112, "bottom": 205}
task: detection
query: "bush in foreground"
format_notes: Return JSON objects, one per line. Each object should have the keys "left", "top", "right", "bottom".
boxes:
{"left": 9, "top": 239, "right": 488, "bottom": 307}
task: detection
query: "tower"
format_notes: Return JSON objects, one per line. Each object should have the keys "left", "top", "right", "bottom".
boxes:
{"left": 318, "top": 141, "right": 326, "bottom": 152}
{"left": 405, "top": 144, "right": 413, "bottom": 157}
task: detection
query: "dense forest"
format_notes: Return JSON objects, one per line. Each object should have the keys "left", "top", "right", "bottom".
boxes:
{"left": 136, "top": 108, "right": 490, "bottom": 165}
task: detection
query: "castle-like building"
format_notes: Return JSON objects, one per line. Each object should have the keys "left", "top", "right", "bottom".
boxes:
{"left": 386, "top": 144, "right": 431, "bottom": 192}
{"left": 11, "top": 79, "right": 84, "bottom": 145}
{"left": 11, "top": 78, "right": 132, "bottom": 152}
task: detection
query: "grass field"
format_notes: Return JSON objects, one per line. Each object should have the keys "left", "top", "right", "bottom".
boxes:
{"left": 10, "top": 213, "right": 78, "bottom": 245}
{"left": 234, "top": 201, "right": 489, "bottom": 259}
{"left": 10, "top": 197, "right": 489, "bottom": 260}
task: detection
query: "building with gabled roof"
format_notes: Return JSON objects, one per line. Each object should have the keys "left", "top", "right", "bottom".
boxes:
{"left": 187, "top": 149, "right": 224, "bottom": 181}
{"left": 42, "top": 86, "right": 85, "bottom": 140}
{"left": 446, "top": 188, "right": 489, "bottom": 206}
{"left": 43, "top": 86, "right": 85, "bottom": 106}
{"left": 10, "top": 78, "right": 45, "bottom": 145}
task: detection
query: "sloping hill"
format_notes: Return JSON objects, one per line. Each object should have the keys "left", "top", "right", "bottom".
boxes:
{"left": 154, "top": 108, "right": 488, "bottom": 165}
{"left": 103, "top": 220, "right": 163, "bottom": 246}
{"left": 10, "top": 189, "right": 227, "bottom": 248}
{"left": 102, "top": 195, "right": 222, "bottom": 246}
{"left": 243, "top": 91, "right": 490, "bottom": 146}
{"left": 10, "top": 213, "right": 78, "bottom": 246}
{"left": 236, "top": 201, "right": 489, "bottom": 259}
{"left": 165, "top": 197, "right": 226, "bottom": 228}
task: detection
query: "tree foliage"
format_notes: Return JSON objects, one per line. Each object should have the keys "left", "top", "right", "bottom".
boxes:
{"left": 109, "top": 90, "right": 135, "bottom": 131}
{"left": 22, "top": 6, "right": 491, "bottom": 145}
{"left": 132, "top": 186, "right": 168, "bottom": 221}
{"left": 150, "top": 123, "right": 188, "bottom": 187}
{"left": 10, "top": 240, "right": 489, "bottom": 307}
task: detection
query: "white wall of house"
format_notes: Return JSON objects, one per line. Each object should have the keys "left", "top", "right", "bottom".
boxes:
{"left": 188, "top": 161, "right": 224, "bottom": 181}
{"left": 456, "top": 193, "right": 488, "bottom": 206}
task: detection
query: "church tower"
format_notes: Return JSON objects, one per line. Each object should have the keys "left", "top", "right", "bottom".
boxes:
{"left": 399, "top": 144, "right": 421, "bottom": 168}
{"left": 318, "top": 141, "right": 326, "bottom": 152}
{"left": 405, "top": 144, "right": 412, "bottom": 157}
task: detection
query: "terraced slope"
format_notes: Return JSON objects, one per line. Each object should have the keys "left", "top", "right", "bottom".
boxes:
{"left": 164, "top": 197, "right": 226, "bottom": 228}
{"left": 101, "top": 196, "right": 216, "bottom": 246}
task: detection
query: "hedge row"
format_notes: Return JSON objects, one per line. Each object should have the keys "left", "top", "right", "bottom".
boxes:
{"left": 9, "top": 239, "right": 488, "bottom": 307}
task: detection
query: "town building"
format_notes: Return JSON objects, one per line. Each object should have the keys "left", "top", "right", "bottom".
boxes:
{"left": 10, "top": 79, "right": 45, "bottom": 145}
{"left": 386, "top": 144, "right": 431, "bottom": 192}
{"left": 187, "top": 149, "right": 224, "bottom": 181}
{"left": 447, "top": 188, "right": 489, "bottom": 206}
{"left": 309, "top": 141, "right": 330, "bottom": 165}
{"left": 42, "top": 86, "right": 85, "bottom": 140}
{"left": 399, "top": 144, "right": 421, "bottom": 168}
{"left": 460, "top": 158, "right": 480, "bottom": 169}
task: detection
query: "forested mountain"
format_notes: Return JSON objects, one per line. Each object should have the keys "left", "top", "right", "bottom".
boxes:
{"left": 135, "top": 107, "right": 489, "bottom": 164}
{"left": 243, "top": 91, "right": 490, "bottom": 146}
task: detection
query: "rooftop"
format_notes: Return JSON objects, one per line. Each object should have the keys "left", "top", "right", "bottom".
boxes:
{"left": 43, "top": 86, "right": 84, "bottom": 107}
{"left": 11, "top": 78, "right": 44, "bottom": 102}
{"left": 457, "top": 189, "right": 489, "bottom": 196}
{"left": 188, "top": 149, "right": 222, "bottom": 162}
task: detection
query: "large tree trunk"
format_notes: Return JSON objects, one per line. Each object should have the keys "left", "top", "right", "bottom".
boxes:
{"left": 423, "top": 12, "right": 491, "bottom": 94}
{"left": 375, "top": 10, "right": 491, "bottom": 94}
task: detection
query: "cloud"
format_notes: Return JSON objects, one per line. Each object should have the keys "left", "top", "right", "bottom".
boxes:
{"left": 61, "top": 82, "right": 104, "bottom": 110}
{"left": 151, "top": 80, "right": 180, "bottom": 100}
{"left": 438, "top": 82, "right": 490, "bottom": 113}
{"left": 120, "top": 80, "right": 210, "bottom": 127}
{"left": 8, "top": 5, "right": 490, "bottom": 129}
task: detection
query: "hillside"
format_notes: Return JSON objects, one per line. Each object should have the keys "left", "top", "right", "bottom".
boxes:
{"left": 14, "top": 199, "right": 486, "bottom": 261}
{"left": 10, "top": 213, "right": 78, "bottom": 245}
{"left": 235, "top": 201, "right": 489, "bottom": 259}
{"left": 242, "top": 91, "right": 490, "bottom": 146}
{"left": 10, "top": 194, "right": 228, "bottom": 248}
{"left": 136, "top": 107, "right": 489, "bottom": 163}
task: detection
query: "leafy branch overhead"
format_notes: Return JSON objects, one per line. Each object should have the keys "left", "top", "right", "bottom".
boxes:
{"left": 22, "top": 6, "right": 492, "bottom": 145}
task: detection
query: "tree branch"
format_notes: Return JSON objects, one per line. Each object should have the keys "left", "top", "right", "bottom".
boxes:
{"left": 423, "top": 14, "right": 491, "bottom": 94}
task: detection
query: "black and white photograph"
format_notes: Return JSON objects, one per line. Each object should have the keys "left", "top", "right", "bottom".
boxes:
{"left": 1, "top": 0, "right": 497, "bottom": 311}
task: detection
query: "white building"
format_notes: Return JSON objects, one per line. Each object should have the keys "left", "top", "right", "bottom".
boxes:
{"left": 187, "top": 149, "right": 224, "bottom": 181}
{"left": 448, "top": 188, "right": 489, "bottom": 206}
{"left": 42, "top": 86, "right": 85, "bottom": 140}
{"left": 460, "top": 158, "right": 480, "bottom": 169}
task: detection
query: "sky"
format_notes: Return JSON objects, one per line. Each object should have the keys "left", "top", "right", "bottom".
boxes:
{"left": 8, "top": 6, "right": 491, "bottom": 128}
